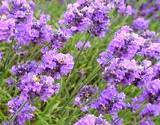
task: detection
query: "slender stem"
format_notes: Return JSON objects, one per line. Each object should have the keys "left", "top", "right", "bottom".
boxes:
{"left": 65, "top": 35, "right": 90, "bottom": 84}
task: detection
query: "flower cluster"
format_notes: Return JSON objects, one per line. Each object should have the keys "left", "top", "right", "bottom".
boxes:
{"left": 103, "top": 58, "right": 142, "bottom": 85}
{"left": 74, "top": 85, "right": 98, "bottom": 111}
{"left": 59, "top": 0, "right": 110, "bottom": 38}
{"left": 1, "top": 0, "right": 74, "bottom": 124}
{"left": 39, "top": 50, "right": 74, "bottom": 79}
{"left": 2, "top": 0, "right": 159, "bottom": 124}
{"left": 0, "top": 0, "right": 52, "bottom": 45}
{"left": 132, "top": 17, "right": 149, "bottom": 30}
{"left": 4, "top": 96, "right": 36, "bottom": 125}
{"left": 92, "top": 85, "right": 126, "bottom": 123}
{"left": 96, "top": 16, "right": 160, "bottom": 124}
{"left": 137, "top": 0, "right": 160, "bottom": 20}
{"left": 74, "top": 114, "right": 110, "bottom": 125}
{"left": 11, "top": 61, "right": 38, "bottom": 76}
{"left": 19, "top": 73, "right": 60, "bottom": 101}
{"left": 102, "top": 0, "right": 133, "bottom": 15}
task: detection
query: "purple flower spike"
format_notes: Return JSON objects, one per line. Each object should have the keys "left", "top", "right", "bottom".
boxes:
{"left": 92, "top": 85, "right": 126, "bottom": 115}
{"left": 74, "top": 114, "right": 110, "bottom": 125}
{"left": 39, "top": 50, "right": 74, "bottom": 79}
{"left": 19, "top": 72, "right": 60, "bottom": 101}
{"left": 5, "top": 96, "right": 36, "bottom": 125}
{"left": 74, "top": 85, "right": 98, "bottom": 112}
{"left": 140, "top": 119, "right": 155, "bottom": 125}
{"left": 132, "top": 17, "right": 149, "bottom": 30}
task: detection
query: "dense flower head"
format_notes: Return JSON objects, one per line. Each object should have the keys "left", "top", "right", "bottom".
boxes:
{"left": 134, "top": 29, "right": 160, "bottom": 60}
{"left": 144, "top": 79, "right": 160, "bottom": 96}
{"left": 140, "top": 42, "right": 160, "bottom": 60}
{"left": 0, "top": 18, "right": 15, "bottom": 42}
{"left": 101, "top": 0, "right": 133, "bottom": 15}
{"left": 107, "top": 25, "right": 145, "bottom": 59}
{"left": 74, "top": 85, "right": 98, "bottom": 111}
{"left": 29, "top": 14, "right": 53, "bottom": 44}
{"left": 51, "top": 29, "right": 73, "bottom": 49}
{"left": 92, "top": 85, "right": 126, "bottom": 115}
{"left": 59, "top": 0, "right": 110, "bottom": 37}
{"left": 140, "top": 103, "right": 160, "bottom": 117}
{"left": 19, "top": 72, "right": 60, "bottom": 101}
{"left": 74, "top": 114, "right": 110, "bottom": 125}
{"left": 97, "top": 51, "right": 113, "bottom": 68}
{"left": 131, "top": 69, "right": 160, "bottom": 123}
{"left": 14, "top": 14, "right": 52, "bottom": 45}
{"left": 134, "top": 62, "right": 160, "bottom": 88}
{"left": 132, "top": 17, "right": 149, "bottom": 30}
{"left": 5, "top": 96, "right": 36, "bottom": 125}
{"left": 140, "top": 119, "right": 155, "bottom": 125}
{"left": 39, "top": 50, "right": 74, "bottom": 79}
{"left": 0, "top": 0, "right": 35, "bottom": 22}
{"left": 0, "top": 0, "right": 53, "bottom": 45}
{"left": 140, "top": 30, "right": 157, "bottom": 40}
{"left": 134, "top": 61, "right": 153, "bottom": 87}
{"left": 103, "top": 58, "right": 142, "bottom": 85}
{"left": 11, "top": 61, "right": 38, "bottom": 76}
{"left": 75, "top": 41, "right": 91, "bottom": 50}
{"left": 0, "top": 0, "right": 35, "bottom": 44}
{"left": 115, "top": 0, "right": 133, "bottom": 15}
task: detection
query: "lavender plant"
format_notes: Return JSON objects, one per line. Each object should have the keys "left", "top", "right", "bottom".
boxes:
{"left": 0, "top": 0, "right": 159, "bottom": 125}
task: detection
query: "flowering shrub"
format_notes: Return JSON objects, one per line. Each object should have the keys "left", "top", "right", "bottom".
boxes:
{"left": 0, "top": 0, "right": 160, "bottom": 125}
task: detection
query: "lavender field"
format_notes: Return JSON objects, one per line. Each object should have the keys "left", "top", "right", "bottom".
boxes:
{"left": 0, "top": 0, "right": 160, "bottom": 125}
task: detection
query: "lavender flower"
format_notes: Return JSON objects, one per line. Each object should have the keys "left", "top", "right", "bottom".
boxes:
{"left": 5, "top": 96, "right": 36, "bottom": 125}
{"left": 0, "top": 0, "right": 35, "bottom": 23}
{"left": 138, "top": 0, "right": 160, "bottom": 20}
{"left": 97, "top": 51, "right": 113, "bottom": 68}
{"left": 0, "top": 19, "right": 15, "bottom": 42}
{"left": 141, "top": 103, "right": 160, "bottom": 117}
{"left": 140, "top": 42, "right": 160, "bottom": 60}
{"left": 102, "top": 0, "right": 133, "bottom": 15}
{"left": 132, "top": 17, "right": 149, "bottom": 30}
{"left": 74, "top": 114, "right": 110, "bottom": 125}
{"left": 29, "top": 14, "right": 53, "bottom": 44}
{"left": 74, "top": 85, "right": 98, "bottom": 111}
{"left": 19, "top": 72, "right": 60, "bottom": 101}
{"left": 0, "top": 0, "right": 53, "bottom": 45}
{"left": 103, "top": 58, "right": 142, "bottom": 85}
{"left": 51, "top": 29, "right": 72, "bottom": 49}
{"left": 59, "top": 0, "right": 110, "bottom": 37}
{"left": 107, "top": 26, "right": 145, "bottom": 59}
{"left": 11, "top": 61, "right": 38, "bottom": 76}
{"left": 75, "top": 41, "right": 91, "bottom": 50}
{"left": 140, "top": 119, "right": 155, "bottom": 125}
{"left": 92, "top": 85, "right": 126, "bottom": 115}
{"left": 39, "top": 50, "right": 74, "bottom": 79}
{"left": 15, "top": 14, "right": 52, "bottom": 45}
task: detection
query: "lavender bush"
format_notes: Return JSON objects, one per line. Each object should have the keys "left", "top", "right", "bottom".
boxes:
{"left": 0, "top": 0, "right": 160, "bottom": 125}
